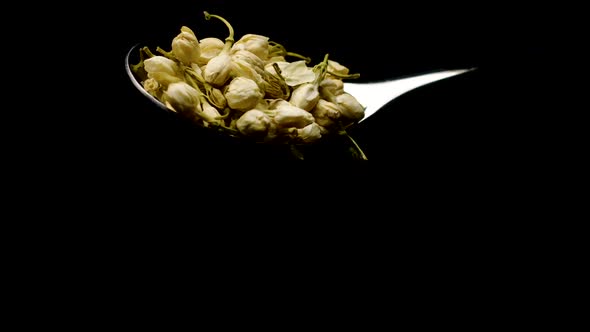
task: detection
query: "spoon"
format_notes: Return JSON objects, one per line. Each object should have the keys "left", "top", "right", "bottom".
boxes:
{"left": 125, "top": 43, "right": 474, "bottom": 123}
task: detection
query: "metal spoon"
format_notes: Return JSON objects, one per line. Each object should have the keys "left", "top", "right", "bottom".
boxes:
{"left": 125, "top": 43, "right": 474, "bottom": 122}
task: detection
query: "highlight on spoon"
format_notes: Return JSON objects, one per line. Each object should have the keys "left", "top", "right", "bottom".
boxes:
{"left": 344, "top": 68, "right": 475, "bottom": 122}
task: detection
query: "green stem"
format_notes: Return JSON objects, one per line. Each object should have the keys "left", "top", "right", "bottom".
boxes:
{"left": 345, "top": 133, "right": 368, "bottom": 160}
{"left": 327, "top": 71, "right": 360, "bottom": 79}
{"left": 156, "top": 46, "right": 175, "bottom": 60}
{"left": 204, "top": 11, "right": 235, "bottom": 52}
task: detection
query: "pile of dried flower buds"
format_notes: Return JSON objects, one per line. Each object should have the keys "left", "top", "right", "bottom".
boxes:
{"left": 131, "top": 11, "right": 367, "bottom": 159}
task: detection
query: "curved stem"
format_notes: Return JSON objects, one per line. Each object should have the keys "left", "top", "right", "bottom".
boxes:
{"left": 204, "top": 11, "right": 235, "bottom": 51}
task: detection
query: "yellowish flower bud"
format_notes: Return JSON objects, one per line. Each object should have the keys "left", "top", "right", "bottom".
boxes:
{"left": 297, "top": 123, "right": 322, "bottom": 143}
{"left": 236, "top": 109, "right": 272, "bottom": 137}
{"left": 327, "top": 60, "right": 349, "bottom": 76}
{"left": 209, "top": 87, "right": 227, "bottom": 109}
{"left": 232, "top": 34, "right": 269, "bottom": 60}
{"left": 273, "top": 104, "right": 315, "bottom": 128}
{"left": 231, "top": 57, "right": 269, "bottom": 93}
{"left": 172, "top": 26, "right": 201, "bottom": 65}
{"left": 201, "top": 99, "right": 221, "bottom": 125}
{"left": 335, "top": 93, "right": 365, "bottom": 121}
{"left": 225, "top": 77, "right": 263, "bottom": 111}
{"left": 289, "top": 83, "right": 320, "bottom": 111}
{"left": 319, "top": 77, "right": 344, "bottom": 97}
{"left": 144, "top": 56, "right": 182, "bottom": 86}
{"left": 197, "top": 37, "right": 224, "bottom": 65}
{"left": 142, "top": 78, "right": 161, "bottom": 98}
{"left": 203, "top": 53, "right": 232, "bottom": 87}
{"left": 311, "top": 99, "right": 341, "bottom": 127}
{"left": 164, "top": 82, "right": 200, "bottom": 115}
{"left": 232, "top": 50, "right": 266, "bottom": 70}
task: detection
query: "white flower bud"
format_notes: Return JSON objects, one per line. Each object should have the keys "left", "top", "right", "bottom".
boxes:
{"left": 232, "top": 34, "right": 269, "bottom": 60}
{"left": 232, "top": 50, "right": 265, "bottom": 70}
{"left": 172, "top": 26, "right": 201, "bottom": 65}
{"left": 225, "top": 77, "right": 263, "bottom": 111}
{"left": 273, "top": 104, "right": 315, "bottom": 128}
{"left": 197, "top": 37, "right": 224, "bottom": 65}
{"left": 203, "top": 53, "right": 232, "bottom": 87}
{"left": 297, "top": 123, "right": 322, "bottom": 143}
{"left": 144, "top": 56, "right": 182, "bottom": 86}
{"left": 231, "top": 57, "right": 269, "bottom": 93}
{"left": 311, "top": 99, "right": 341, "bottom": 127}
{"left": 335, "top": 93, "right": 365, "bottom": 121}
{"left": 327, "top": 60, "right": 349, "bottom": 76}
{"left": 289, "top": 83, "right": 320, "bottom": 111}
{"left": 236, "top": 109, "right": 272, "bottom": 137}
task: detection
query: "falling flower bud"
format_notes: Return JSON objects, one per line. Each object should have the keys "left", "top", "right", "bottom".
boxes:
{"left": 144, "top": 56, "right": 182, "bottom": 86}
{"left": 225, "top": 77, "right": 263, "bottom": 111}
{"left": 172, "top": 26, "right": 201, "bottom": 65}
{"left": 327, "top": 60, "right": 349, "bottom": 76}
{"left": 236, "top": 109, "right": 272, "bottom": 137}
{"left": 311, "top": 99, "right": 341, "bottom": 127}
{"left": 319, "top": 77, "right": 344, "bottom": 97}
{"left": 273, "top": 104, "right": 315, "bottom": 128}
{"left": 232, "top": 34, "right": 270, "bottom": 60}
{"left": 335, "top": 93, "right": 365, "bottom": 121}
{"left": 297, "top": 123, "right": 322, "bottom": 143}
{"left": 197, "top": 37, "right": 224, "bottom": 65}
{"left": 289, "top": 83, "right": 320, "bottom": 111}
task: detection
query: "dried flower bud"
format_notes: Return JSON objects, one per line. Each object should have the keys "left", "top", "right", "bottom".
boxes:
{"left": 172, "top": 26, "right": 201, "bottom": 65}
{"left": 335, "top": 93, "right": 365, "bottom": 122}
{"left": 209, "top": 87, "right": 227, "bottom": 109}
{"left": 236, "top": 109, "right": 271, "bottom": 137}
{"left": 232, "top": 34, "right": 269, "bottom": 60}
{"left": 297, "top": 123, "right": 322, "bottom": 143}
{"left": 289, "top": 83, "right": 320, "bottom": 111}
{"left": 311, "top": 99, "right": 341, "bottom": 127}
{"left": 265, "top": 61, "right": 314, "bottom": 86}
{"left": 203, "top": 53, "right": 232, "bottom": 87}
{"left": 144, "top": 56, "right": 182, "bottom": 86}
{"left": 231, "top": 57, "right": 269, "bottom": 93}
{"left": 319, "top": 77, "right": 344, "bottom": 97}
{"left": 273, "top": 104, "right": 315, "bottom": 128}
{"left": 232, "top": 50, "right": 266, "bottom": 70}
{"left": 142, "top": 78, "right": 161, "bottom": 98}
{"left": 225, "top": 77, "right": 263, "bottom": 111}
{"left": 164, "top": 82, "right": 200, "bottom": 115}
{"left": 197, "top": 37, "right": 224, "bottom": 65}
{"left": 201, "top": 99, "right": 222, "bottom": 124}
{"left": 327, "top": 60, "right": 349, "bottom": 76}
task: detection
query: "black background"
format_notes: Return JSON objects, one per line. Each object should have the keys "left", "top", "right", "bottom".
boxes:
{"left": 49, "top": 0, "right": 560, "bottom": 192}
